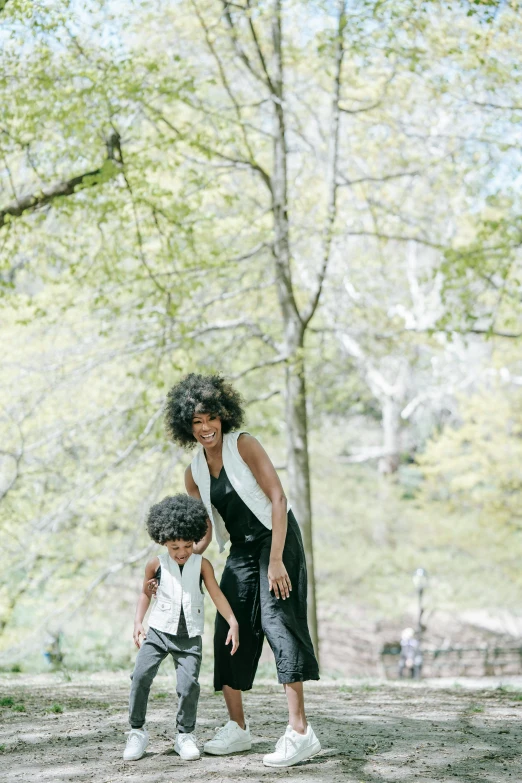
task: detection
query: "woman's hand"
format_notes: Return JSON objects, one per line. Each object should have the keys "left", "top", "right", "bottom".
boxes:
{"left": 225, "top": 622, "right": 239, "bottom": 655}
{"left": 268, "top": 557, "right": 292, "bottom": 600}
{"left": 133, "top": 623, "right": 146, "bottom": 648}
{"left": 145, "top": 578, "right": 158, "bottom": 597}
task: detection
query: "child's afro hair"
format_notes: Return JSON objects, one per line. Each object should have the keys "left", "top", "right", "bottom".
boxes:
{"left": 147, "top": 494, "right": 208, "bottom": 544}
{"left": 164, "top": 373, "right": 245, "bottom": 448}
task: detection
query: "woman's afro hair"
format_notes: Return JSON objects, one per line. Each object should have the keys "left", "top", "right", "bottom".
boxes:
{"left": 147, "top": 494, "right": 208, "bottom": 544}
{"left": 164, "top": 373, "right": 245, "bottom": 448}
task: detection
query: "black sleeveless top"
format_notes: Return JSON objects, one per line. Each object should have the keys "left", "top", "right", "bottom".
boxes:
{"left": 210, "top": 466, "right": 271, "bottom": 545}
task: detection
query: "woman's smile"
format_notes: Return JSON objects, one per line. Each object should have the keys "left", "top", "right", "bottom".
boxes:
{"left": 192, "top": 412, "right": 222, "bottom": 448}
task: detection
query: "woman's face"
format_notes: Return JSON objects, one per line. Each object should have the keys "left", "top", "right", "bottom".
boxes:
{"left": 192, "top": 411, "right": 222, "bottom": 450}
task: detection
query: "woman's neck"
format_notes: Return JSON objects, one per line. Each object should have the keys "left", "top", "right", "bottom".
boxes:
{"left": 204, "top": 442, "right": 223, "bottom": 463}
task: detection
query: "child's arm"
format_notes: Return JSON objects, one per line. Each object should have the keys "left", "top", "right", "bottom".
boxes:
{"left": 133, "top": 557, "right": 160, "bottom": 649}
{"left": 200, "top": 558, "right": 239, "bottom": 655}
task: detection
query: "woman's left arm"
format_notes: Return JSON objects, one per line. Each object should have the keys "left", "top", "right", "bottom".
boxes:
{"left": 237, "top": 433, "right": 292, "bottom": 600}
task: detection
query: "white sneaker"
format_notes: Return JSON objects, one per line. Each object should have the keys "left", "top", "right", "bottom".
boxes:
{"left": 203, "top": 720, "right": 252, "bottom": 755}
{"left": 263, "top": 724, "right": 321, "bottom": 767}
{"left": 123, "top": 727, "right": 149, "bottom": 761}
{"left": 174, "top": 732, "right": 200, "bottom": 760}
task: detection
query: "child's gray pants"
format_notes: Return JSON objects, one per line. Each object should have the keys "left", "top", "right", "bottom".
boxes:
{"left": 129, "top": 627, "right": 202, "bottom": 733}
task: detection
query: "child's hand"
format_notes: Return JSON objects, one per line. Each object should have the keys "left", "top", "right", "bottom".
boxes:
{"left": 133, "top": 623, "right": 146, "bottom": 648}
{"left": 145, "top": 578, "right": 158, "bottom": 598}
{"left": 225, "top": 623, "right": 239, "bottom": 655}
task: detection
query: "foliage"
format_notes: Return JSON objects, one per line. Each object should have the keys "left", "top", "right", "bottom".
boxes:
{"left": 415, "top": 383, "right": 522, "bottom": 605}
{"left": 1, "top": 0, "right": 522, "bottom": 667}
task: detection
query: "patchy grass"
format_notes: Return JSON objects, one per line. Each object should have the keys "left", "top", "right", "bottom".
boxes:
{"left": 466, "top": 703, "right": 485, "bottom": 713}
{"left": 151, "top": 692, "right": 169, "bottom": 699}
{"left": 49, "top": 704, "right": 63, "bottom": 713}
{"left": 495, "top": 684, "right": 520, "bottom": 694}
{"left": 1, "top": 696, "right": 27, "bottom": 712}
{"left": 359, "top": 683, "right": 381, "bottom": 692}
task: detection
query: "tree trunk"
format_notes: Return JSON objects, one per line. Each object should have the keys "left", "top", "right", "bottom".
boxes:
{"left": 285, "top": 340, "right": 319, "bottom": 660}
{"left": 270, "top": 0, "right": 319, "bottom": 660}
{"left": 378, "top": 396, "right": 401, "bottom": 475}
{"left": 374, "top": 395, "right": 401, "bottom": 547}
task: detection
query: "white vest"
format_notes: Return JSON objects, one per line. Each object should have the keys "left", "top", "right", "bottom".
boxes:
{"left": 190, "top": 431, "right": 286, "bottom": 552}
{"left": 147, "top": 552, "right": 204, "bottom": 637}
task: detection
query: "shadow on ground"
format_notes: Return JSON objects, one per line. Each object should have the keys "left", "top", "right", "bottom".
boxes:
{"left": 1, "top": 674, "right": 521, "bottom": 782}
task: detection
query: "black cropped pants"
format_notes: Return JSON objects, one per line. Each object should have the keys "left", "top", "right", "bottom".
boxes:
{"left": 214, "top": 511, "right": 320, "bottom": 691}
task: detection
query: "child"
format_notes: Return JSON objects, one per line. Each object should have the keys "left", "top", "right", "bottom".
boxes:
{"left": 123, "top": 494, "right": 239, "bottom": 762}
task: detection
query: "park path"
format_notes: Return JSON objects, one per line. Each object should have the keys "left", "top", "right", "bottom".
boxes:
{"left": 1, "top": 673, "right": 521, "bottom": 782}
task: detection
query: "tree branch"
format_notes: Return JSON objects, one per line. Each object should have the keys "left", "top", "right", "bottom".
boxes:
{"left": 338, "top": 169, "right": 422, "bottom": 187}
{"left": 0, "top": 133, "right": 123, "bottom": 230}
{"left": 338, "top": 68, "right": 395, "bottom": 115}
{"left": 230, "top": 353, "right": 288, "bottom": 380}
{"left": 121, "top": 168, "right": 168, "bottom": 295}
{"left": 188, "top": 317, "right": 278, "bottom": 352}
{"left": 471, "top": 100, "right": 522, "bottom": 111}
{"left": 144, "top": 102, "right": 272, "bottom": 190}
{"left": 191, "top": 0, "right": 263, "bottom": 166}
{"left": 221, "top": 1, "right": 269, "bottom": 87}
{"left": 346, "top": 229, "right": 443, "bottom": 250}
{"left": 451, "top": 327, "right": 522, "bottom": 339}
{"left": 244, "top": 0, "right": 275, "bottom": 93}
{"left": 339, "top": 446, "right": 394, "bottom": 464}
{"left": 302, "top": 0, "right": 345, "bottom": 328}
{"left": 245, "top": 389, "right": 281, "bottom": 405}
{"left": 0, "top": 544, "right": 156, "bottom": 660}
{"left": 0, "top": 414, "right": 24, "bottom": 503}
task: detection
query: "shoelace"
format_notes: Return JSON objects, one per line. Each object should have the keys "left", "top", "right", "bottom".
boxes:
{"left": 178, "top": 733, "right": 196, "bottom": 745}
{"left": 126, "top": 730, "right": 145, "bottom": 749}
{"left": 213, "top": 724, "right": 232, "bottom": 740}
{"left": 275, "top": 732, "right": 300, "bottom": 757}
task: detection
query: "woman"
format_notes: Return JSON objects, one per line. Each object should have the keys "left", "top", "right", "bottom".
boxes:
{"left": 164, "top": 373, "right": 320, "bottom": 768}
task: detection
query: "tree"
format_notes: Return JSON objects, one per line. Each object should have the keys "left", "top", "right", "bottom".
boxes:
{"left": 2, "top": 0, "right": 522, "bottom": 666}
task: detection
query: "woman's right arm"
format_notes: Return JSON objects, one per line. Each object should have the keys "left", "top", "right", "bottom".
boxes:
{"left": 185, "top": 465, "right": 213, "bottom": 554}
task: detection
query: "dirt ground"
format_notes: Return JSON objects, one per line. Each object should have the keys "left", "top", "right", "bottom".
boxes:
{"left": 1, "top": 672, "right": 521, "bottom": 783}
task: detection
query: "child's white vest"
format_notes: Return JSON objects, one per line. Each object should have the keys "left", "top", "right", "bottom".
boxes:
{"left": 147, "top": 552, "right": 204, "bottom": 637}
{"left": 190, "top": 430, "right": 287, "bottom": 552}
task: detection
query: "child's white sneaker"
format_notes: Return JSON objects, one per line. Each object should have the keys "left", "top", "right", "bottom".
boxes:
{"left": 263, "top": 724, "right": 321, "bottom": 767}
{"left": 203, "top": 720, "right": 252, "bottom": 755}
{"left": 174, "top": 732, "right": 200, "bottom": 760}
{"left": 123, "top": 727, "right": 149, "bottom": 761}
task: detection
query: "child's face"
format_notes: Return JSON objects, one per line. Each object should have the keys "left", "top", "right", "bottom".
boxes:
{"left": 165, "top": 539, "right": 194, "bottom": 565}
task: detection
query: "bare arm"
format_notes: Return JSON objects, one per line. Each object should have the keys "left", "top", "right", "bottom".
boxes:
{"left": 201, "top": 558, "right": 239, "bottom": 654}
{"left": 134, "top": 557, "right": 159, "bottom": 648}
{"left": 185, "top": 465, "right": 213, "bottom": 555}
{"left": 237, "top": 433, "right": 291, "bottom": 600}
